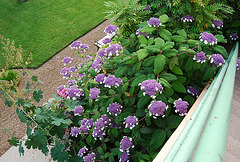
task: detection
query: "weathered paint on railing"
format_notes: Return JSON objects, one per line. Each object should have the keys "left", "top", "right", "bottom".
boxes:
{"left": 193, "top": 42, "right": 239, "bottom": 162}
{"left": 154, "top": 42, "right": 239, "bottom": 162}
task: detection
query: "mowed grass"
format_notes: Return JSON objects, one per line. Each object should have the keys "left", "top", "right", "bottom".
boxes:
{"left": 0, "top": 0, "right": 112, "bottom": 68}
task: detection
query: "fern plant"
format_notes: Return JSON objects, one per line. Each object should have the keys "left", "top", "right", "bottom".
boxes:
{"left": 105, "top": 0, "right": 151, "bottom": 36}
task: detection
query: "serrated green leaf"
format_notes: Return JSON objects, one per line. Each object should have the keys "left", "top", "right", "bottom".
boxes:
{"left": 79, "top": 66, "right": 88, "bottom": 74}
{"left": 137, "top": 49, "right": 148, "bottom": 60}
{"left": 212, "top": 45, "right": 228, "bottom": 58}
{"left": 185, "top": 57, "right": 193, "bottom": 71}
{"left": 177, "top": 76, "right": 186, "bottom": 84}
{"left": 187, "top": 39, "right": 201, "bottom": 46}
{"left": 150, "top": 129, "right": 166, "bottom": 149}
{"left": 154, "top": 55, "right": 166, "bottom": 74}
{"left": 140, "top": 26, "right": 157, "bottom": 33}
{"left": 131, "top": 75, "right": 147, "bottom": 87}
{"left": 98, "top": 147, "right": 104, "bottom": 155}
{"left": 203, "top": 67, "right": 217, "bottom": 80}
{"left": 159, "top": 78, "right": 171, "bottom": 88}
{"left": 167, "top": 115, "right": 183, "bottom": 129}
{"left": 215, "top": 35, "right": 227, "bottom": 43}
{"left": 140, "top": 127, "right": 154, "bottom": 134}
{"left": 51, "top": 141, "right": 68, "bottom": 162}
{"left": 159, "top": 73, "right": 177, "bottom": 82}
{"left": 137, "top": 96, "right": 151, "bottom": 108}
{"left": 51, "top": 117, "right": 72, "bottom": 126}
{"left": 138, "top": 35, "right": 148, "bottom": 45}
{"left": 159, "top": 14, "right": 169, "bottom": 23}
{"left": 170, "top": 66, "right": 183, "bottom": 75}
{"left": 159, "top": 29, "right": 172, "bottom": 41}
{"left": 148, "top": 37, "right": 154, "bottom": 45}
{"left": 154, "top": 37, "right": 165, "bottom": 46}
{"left": 172, "top": 35, "right": 186, "bottom": 43}
{"left": 31, "top": 75, "right": 38, "bottom": 82}
{"left": 145, "top": 45, "right": 161, "bottom": 53}
{"left": 16, "top": 108, "right": 26, "bottom": 123}
{"left": 177, "top": 29, "right": 187, "bottom": 38}
{"left": 169, "top": 57, "right": 178, "bottom": 69}
{"left": 142, "top": 56, "right": 155, "bottom": 67}
{"left": 124, "top": 58, "right": 138, "bottom": 64}
{"left": 4, "top": 99, "right": 13, "bottom": 107}
{"left": 132, "top": 61, "right": 142, "bottom": 74}
{"left": 162, "top": 49, "right": 178, "bottom": 57}
{"left": 115, "top": 65, "right": 127, "bottom": 78}
{"left": 162, "top": 42, "right": 175, "bottom": 51}
{"left": 172, "top": 81, "right": 186, "bottom": 93}
{"left": 33, "top": 90, "right": 43, "bottom": 103}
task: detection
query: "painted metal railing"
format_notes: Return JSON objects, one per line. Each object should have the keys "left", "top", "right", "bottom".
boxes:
{"left": 154, "top": 42, "right": 239, "bottom": 162}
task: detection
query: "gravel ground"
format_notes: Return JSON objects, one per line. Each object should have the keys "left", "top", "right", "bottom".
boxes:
{"left": 0, "top": 20, "right": 110, "bottom": 156}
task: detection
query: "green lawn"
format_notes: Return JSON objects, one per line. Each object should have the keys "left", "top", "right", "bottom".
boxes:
{"left": 0, "top": 0, "right": 112, "bottom": 68}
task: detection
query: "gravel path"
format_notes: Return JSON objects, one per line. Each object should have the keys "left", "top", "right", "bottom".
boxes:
{"left": 0, "top": 20, "right": 110, "bottom": 156}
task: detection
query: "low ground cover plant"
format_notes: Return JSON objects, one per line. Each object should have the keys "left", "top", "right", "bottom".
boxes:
{"left": 3, "top": 12, "right": 238, "bottom": 161}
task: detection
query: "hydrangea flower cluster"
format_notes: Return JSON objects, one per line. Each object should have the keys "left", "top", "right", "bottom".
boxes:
{"left": 106, "top": 44, "right": 122, "bottom": 58}
{"left": 104, "top": 75, "right": 122, "bottom": 88}
{"left": 181, "top": 15, "right": 194, "bottom": 22}
{"left": 148, "top": 101, "right": 168, "bottom": 119}
{"left": 200, "top": 32, "right": 217, "bottom": 45}
{"left": 174, "top": 98, "right": 189, "bottom": 116}
{"left": 148, "top": 17, "right": 161, "bottom": 27}
{"left": 237, "top": 58, "right": 240, "bottom": 70}
{"left": 69, "top": 66, "right": 76, "bottom": 73}
{"left": 212, "top": 20, "right": 223, "bottom": 29}
{"left": 94, "top": 73, "right": 105, "bottom": 84}
{"left": 78, "top": 146, "right": 88, "bottom": 157}
{"left": 120, "top": 136, "right": 134, "bottom": 152}
{"left": 187, "top": 86, "right": 199, "bottom": 98}
{"left": 62, "top": 56, "right": 72, "bottom": 66}
{"left": 92, "top": 115, "right": 110, "bottom": 140}
{"left": 98, "top": 49, "right": 106, "bottom": 58}
{"left": 107, "top": 103, "right": 122, "bottom": 116}
{"left": 81, "top": 118, "right": 94, "bottom": 128}
{"left": 104, "top": 25, "right": 118, "bottom": 35}
{"left": 67, "top": 85, "right": 84, "bottom": 100}
{"left": 89, "top": 88, "right": 100, "bottom": 100}
{"left": 67, "top": 79, "right": 76, "bottom": 86}
{"left": 120, "top": 152, "right": 129, "bottom": 162}
{"left": 73, "top": 106, "right": 83, "bottom": 116}
{"left": 136, "top": 28, "right": 149, "bottom": 38}
{"left": 230, "top": 33, "right": 239, "bottom": 40}
{"left": 80, "top": 44, "right": 89, "bottom": 52}
{"left": 139, "top": 79, "right": 163, "bottom": 99}
{"left": 83, "top": 153, "right": 95, "bottom": 162}
{"left": 91, "top": 59, "right": 102, "bottom": 73}
{"left": 60, "top": 67, "right": 71, "bottom": 79}
{"left": 102, "top": 38, "right": 112, "bottom": 44}
{"left": 124, "top": 116, "right": 138, "bottom": 129}
{"left": 209, "top": 54, "right": 225, "bottom": 66}
{"left": 70, "top": 126, "right": 80, "bottom": 137}
{"left": 69, "top": 41, "right": 81, "bottom": 49}
{"left": 193, "top": 51, "right": 207, "bottom": 63}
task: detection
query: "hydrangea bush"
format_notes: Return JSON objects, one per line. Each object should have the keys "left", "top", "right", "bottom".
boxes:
{"left": 4, "top": 15, "right": 232, "bottom": 161}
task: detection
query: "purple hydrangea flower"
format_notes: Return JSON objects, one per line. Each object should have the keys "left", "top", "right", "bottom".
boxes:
{"left": 69, "top": 41, "right": 81, "bottom": 49}
{"left": 100, "top": 115, "right": 111, "bottom": 125}
{"left": 209, "top": 54, "right": 225, "bottom": 66}
{"left": 193, "top": 51, "right": 207, "bottom": 63}
{"left": 91, "top": 60, "right": 102, "bottom": 73}
{"left": 237, "top": 58, "right": 240, "bottom": 70}
{"left": 70, "top": 126, "right": 80, "bottom": 137}
{"left": 174, "top": 98, "right": 189, "bottom": 116}
{"left": 92, "top": 128, "right": 105, "bottom": 140}
{"left": 67, "top": 79, "right": 76, "bottom": 86}
{"left": 107, "top": 103, "right": 122, "bottom": 116}
{"left": 86, "top": 119, "right": 94, "bottom": 128}
{"left": 80, "top": 44, "right": 89, "bottom": 52}
{"left": 78, "top": 146, "right": 88, "bottom": 157}
{"left": 148, "top": 101, "right": 168, "bottom": 119}
{"left": 200, "top": 32, "right": 217, "bottom": 45}
{"left": 94, "top": 118, "right": 106, "bottom": 130}
{"left": 98, "top": 48, "right": 106, "bottom": 58}
{"left": 95, "top": 73, "right": 106, "bottom": 84}
{"left": 84, "top": 55, "right": 91, "bottom": 61}
{"left": 212, "top": 20, "right": 223, "bottom": 29}
{"left": 148, "top": 17, "right": 161, "bottom": 27}
{"left": 120, "top": 152, "right": 129, "bottom": 162}
{"left": 79, "top": 125, "right": 89, "bottom": 134}
{"left": 60, "top": 67, "right": 71, "bottom": 79}
{"left": 104, "top": 75, "right": 122, "bottom": 88}
{"left": 104, "top": 25, "right": 118, "bottom": 35}
{"left": 69, "top": 66, "right": 76, "bottom": 73}
{"left": 102, "top": 38, "right": 112, "bottom": 44}
{"left": 181, "top": 15, "right": 194, "bottom": 22}
{"left": 89, "top": 88, "right": 100, "bottom": 100}
{"left": 57, "top": 85, "right": 65, "bottom": 92}
{"left": 124, "top": 116, "right": 138, "bottom": 129}
{"left": 106, "top": 44, "right": 122, "bottom": 58}
{"left": 73, "top": 106, "right": 83, "bottom": 116}
{"left": 187, "top": 86, "right": 199, "bottom": 98}
{"left": 77, "top": 73, "right": 86, "bottom": 81}
{"left": 83, "top": 153, "right": 95, "bottom": 162}
{"left": 139, "top": 79, "right": 163, "bottom": 99}
{"left": 62, "top": 56, "right": 72, "bottom": 66}
{"left": 96, "top": 57, "right": 103, "bottom": 64}
{"left": 136, "top": 28, "right": 149, "bottom": 38}
{"left": 67, "top": 85, "right": 84, "bottom": 100}
{"left": 230, "top": 33, "right": 239, "bottom": 40}
{"left": 120, "top": 136, "right": 134, "bottom": 152}
{"left": 81, "top": 118, "right": 88, "bottom": 126}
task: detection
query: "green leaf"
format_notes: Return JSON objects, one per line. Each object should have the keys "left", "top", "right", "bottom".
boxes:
{"left": 33, "top": 90, "right": 43, "bottom": 103}
{"left": 98, "top": 147, "right": 104, "bottom": 155}
{"left": 162, "top": 49, "right": 178, "bottom": 57}
{"left": 159, "top": 14, "right": 169, "bottom": 23}
{"left": 4, "top": 99, "right": 13, "bottom": 107}
{"left": 162, "top": 41, "right": 175, "bottom": 51}
{"left": 169, "top": 57, "right": 178, "bottom": 69}
{"left": 172, "top": 81, "right": 186, "bottom": 93}
{"left": 124, "top": 58, "right": 138, "bottom": 64}
{"left": 148, "top": 37, "right": 154, "bottom": 45}
{"left": 19, "top": 141, "right": 24, "bottom": 156}
{"left": 26, "top": 82, "right": 30, "bottom": 89}
{"left": 31, "top": 75, "right": 38, "bottom": 82}
{"left": 143, "top": 154, "right": 151, "bottom": 160}
{"left": 131, "top": 75, "right": 147, "bottom": 87}
{"left": 51, "top": 117, "right": 72, "bottom": 126}
{"left": 115, "top": 65, "right": 127, "bottom": 78}
{"left": 215, "top": 35, "right": 227, "bottom": 43}
{"left": 145, "top": 45, "right": 160, "bottom": 53}
{"left": 137, "top": 96, "right": 151, "bottom": 108}
{"left": 177, "top": 29, "right": 187, "bottom": 38}
{"left": 212, "top": 45, "right": 228, "bottom": 58}
{"left": 140, "top": 127, "right": 153, "bottom": 134}
{"left": 185, "top": 57, "right": 193, "bottom": 71}
{"left": 150, "top": 129, "right": 166, "bottom": 149}
{"left": 51, "top": 141, "right": 68, "bottom": 162}
{"left": 159, "top": 29, "right": 172, "bottom": 41}
{"left": 132, "top": 61, "right": 142, "bottom": 74}
{"left": 16, "top": 98, "right": 24, "bottom": 106}
{"left": 7, "top": 132, "right": 19, "bottom": 147}
{"left": 142, "top": 56, "right": 155, "bottom": 67}
{"left": 159, "top": 73, "right": 177, "bottom": 82}
{"left": 140, "top": 26, "right": 157, "bottom": 33}
{"left": 177, "top": 76, "right": 186, "bottom": 84}
{"left": 79, "top": 66, "right": 88, "bottom": 74}
{"left": 138, "top": 35, "right": 148, "bottom": 45}
{"left": 203, "top": 67, "right": 217, "bottom": 80}
{"left": 154, "top": 55, "right": 166, "bottom": 74}
{"left": 187, "top": 39, "right": 201, "bottom": 46}
{"left": 170, "top": 66, "right": 183, "bottom": 75}
{"left": 167, "top": 115, "right": 183, "bottom": 129}
{"left": 137, "top": 49, "right": 148, "bottom": 60}
{"left": 16, "top": 108, "right": 26, "bottom": 123}
{"left": 154, "top": 37, "right": 165, "bottom": 46}
{"left": 172, "top": 35, "right": 186, "bottom": 43}
{"left": 111, "top": 128, "right": 118, "bottom": 137}
{"left": 159, "top": 78, "right": 171, "bottom": 88}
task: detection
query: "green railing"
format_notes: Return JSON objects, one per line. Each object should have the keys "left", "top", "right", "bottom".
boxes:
{"left": 154, "top": 42, "right": 239, "bottom": 162}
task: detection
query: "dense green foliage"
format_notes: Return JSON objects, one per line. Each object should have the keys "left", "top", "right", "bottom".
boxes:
{"left": 0, "top": 0, "right": 113, "bottom": 68}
